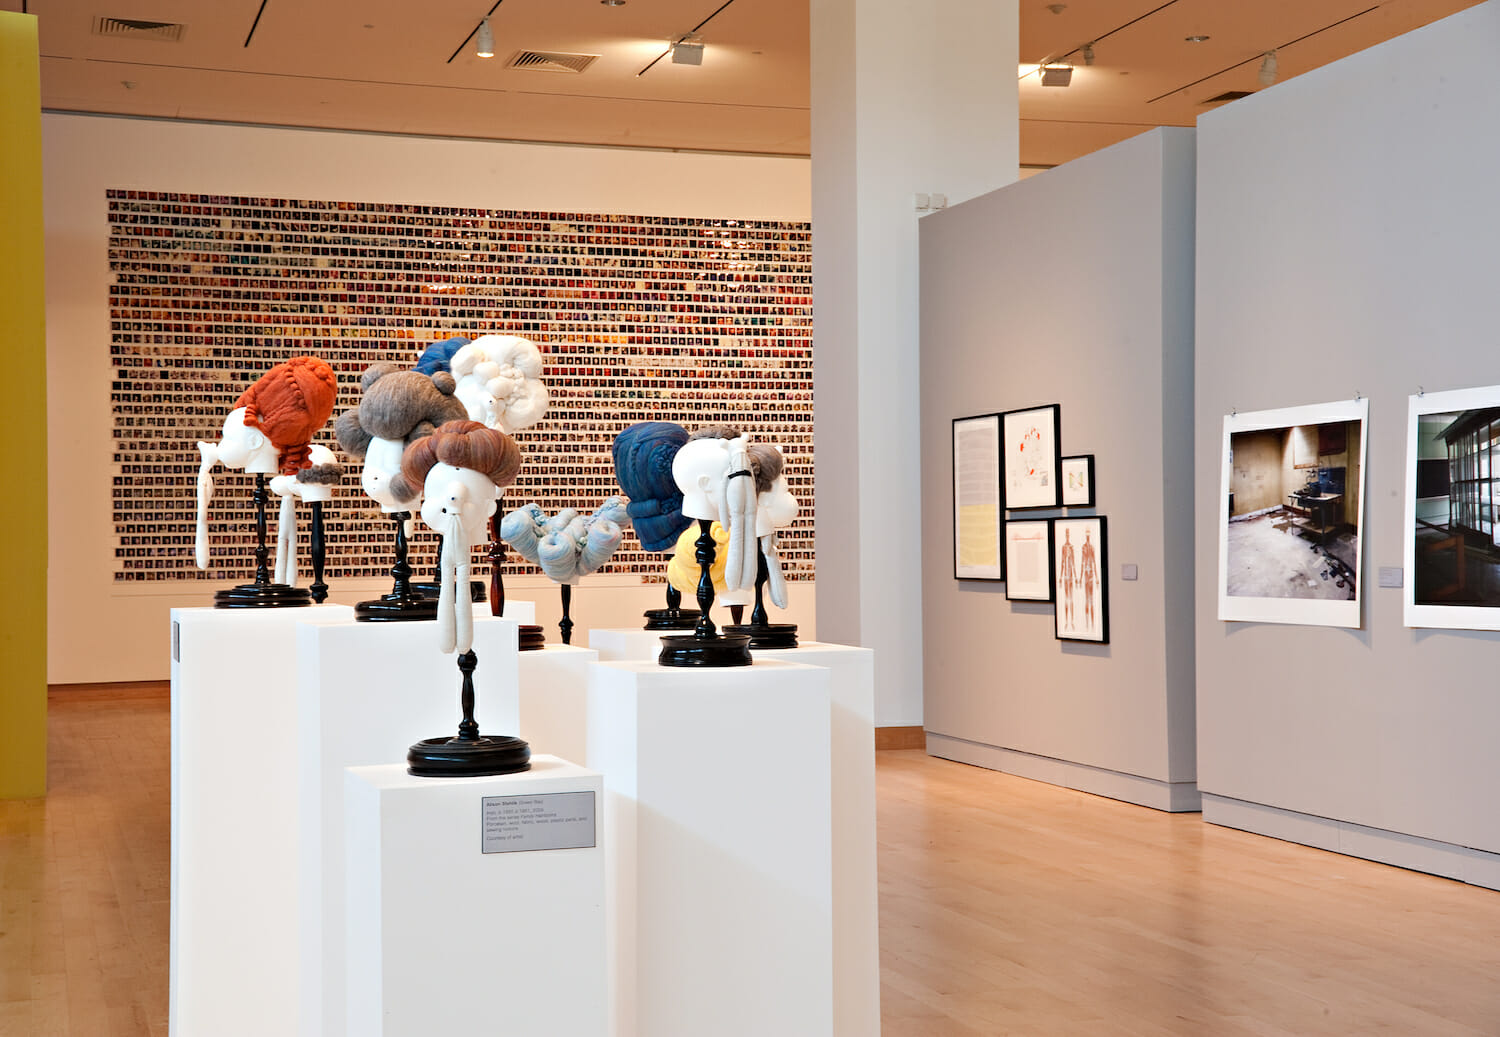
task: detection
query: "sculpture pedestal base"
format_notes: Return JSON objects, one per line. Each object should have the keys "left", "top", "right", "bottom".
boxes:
{"left": 657, "top": 632, "right": 753, "bottom": 667}
{"left": 413, "top": 578, "right": 486, "bottom": 603}
{"left": 642, "top": 606, "right": 699, "bottom": 631}
{"left": 355, "top": 592, "right": 437, "bottom": 622}
{"left": 407, "top": 733, "right": 530, "bottom": 777}
{"left": 214, "top": 581, "right": 312, "bottom": 609}
{"left": 724, "top": 622, "right": 799, "bottom": 649}
{"left": 518, "top": 623, "right": 547, "bottom": 651}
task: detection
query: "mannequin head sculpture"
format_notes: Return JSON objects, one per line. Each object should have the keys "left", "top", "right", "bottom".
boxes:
{"left": 334, "top": 362, "right": 468, "bottom": 512}
{"left": 612, "top": 421, "right": 692, "bottom": 552}
{"left": 672, "top": 437, "right": 732, "bottom": 521}
{"left": 673, "top": 427, "right": 759, "bottom": 593}
{"left": 757, "top": 475, "right": 798, "bottom": 538}
{"left": 450, "top": 335, "right": 549, "bottom": 433}
{"left": 213, "top": 407, "right": 283, "bottom": 475}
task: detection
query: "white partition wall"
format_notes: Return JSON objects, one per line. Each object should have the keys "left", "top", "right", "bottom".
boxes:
{"left": 918, "top": 128, "right": 1199, "bottom": 811}
{"left": 1195, "top": 0, "right": 1500, "bottom": 887}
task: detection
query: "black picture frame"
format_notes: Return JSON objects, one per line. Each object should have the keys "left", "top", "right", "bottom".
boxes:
{"left": 1002, "top": 404, "right": 1063, "bottom": 510}
{"left": 952, "top": 413, "right": 1004, "bottom": 580}
{"left": 1003, "top": 518, "right": 1055, "bottom": 602}
{"left": 1061, "top": 454, "right": 1096, "bottom": 508}
{"left": 1053, "top": 515, "right": 1108, "bottom": 643}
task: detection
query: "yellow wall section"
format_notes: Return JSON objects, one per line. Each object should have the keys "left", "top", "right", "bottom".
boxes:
{"left": 0, "top": 12, "right": 47, "bottom": 798}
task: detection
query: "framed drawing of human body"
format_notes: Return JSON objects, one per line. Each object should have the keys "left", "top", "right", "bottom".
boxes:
{"left": 1003, "top": 405, "right": 1062, "bottom": 510}
{"left": 1054, "top": 516, "right": 1108, "bottom": 642}
{"left": 1004, "top": 519, "right": 1054, "bottom": 601}
{"left": 952, "top": 413, "right": 1003, "bottom": 580}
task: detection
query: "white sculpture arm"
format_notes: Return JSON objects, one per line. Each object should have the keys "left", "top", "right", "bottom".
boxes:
{"left": 762, "top": 531, "right": 788, "bottom": 610}
{"left": 195, "top": 441, "right": 218, "bottom": 570}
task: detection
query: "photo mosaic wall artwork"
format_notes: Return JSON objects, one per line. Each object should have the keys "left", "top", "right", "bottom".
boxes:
{"left": 107, "top": 191, "right": 814, "bottom": 584}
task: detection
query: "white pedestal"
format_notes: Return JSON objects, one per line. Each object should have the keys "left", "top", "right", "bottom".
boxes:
{"left": 296, "top": 615, "right": 522, "bottom": 1037}
{"left": 494, "top": 597, "right": 536, "bottom": 625}
{"left": 588, "top": 626, "right": 664, "bottom": 663}
{"left": 517, "top": 643, "right": 598, "bottom": 767}
{"left": 753, "top": 642, "right": 879, "bottom": 1037}
{"left": 588, "top": 660, "right": 833, "bottom": 1037}
{"left": 168, "top": 603, "right": 352, "bottom": 1037}
{"left": 344, "top": 757, "right": 607, "bottom": 1037}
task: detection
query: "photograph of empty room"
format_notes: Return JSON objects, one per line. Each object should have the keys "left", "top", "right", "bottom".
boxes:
{"left": 1403, "top": 385, "right": 1500, "bottom": 630}
{"left": 1219, "top": 399, "right": 1368, "bottom": 627}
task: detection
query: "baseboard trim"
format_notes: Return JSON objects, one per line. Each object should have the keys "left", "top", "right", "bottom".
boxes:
{"left": 925, "top": 733, "right": 1201, "bottom": 813}
{"left": 875, "top": 726, "right": 926, "bottom": 750}
{"left": 1202, "top": 794, "right": 1500, "bottom": 892}
{"left": 48, "top": 680, "right": 169, "bottom": 702}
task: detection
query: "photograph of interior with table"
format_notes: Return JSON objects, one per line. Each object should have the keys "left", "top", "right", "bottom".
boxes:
{"left": 9, "top": 1, "right": 1500, "bottom": 1036}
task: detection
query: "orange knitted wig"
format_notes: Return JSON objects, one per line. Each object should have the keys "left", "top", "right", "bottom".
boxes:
{"left": 235, "top": 356, "right": 339, "bottom": 475}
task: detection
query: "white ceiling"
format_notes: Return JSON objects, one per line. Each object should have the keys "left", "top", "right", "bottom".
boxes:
{"left": 4, "top": 0, "right": 1483, "bottom": 166}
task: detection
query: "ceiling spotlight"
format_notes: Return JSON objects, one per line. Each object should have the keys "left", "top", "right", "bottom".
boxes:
{"left": 600, "top": 0, "right": 627, "bottom": 5}
{"left": 1184, "top": 34, "right": 1210, "bottom": 43}
{"left": 1258, "top": 50, "right": 1278, "bottom": 87}
{"left": 475, "top": 17, "right": 494, "bottom": 59}
{"left": 672, "top": 34, "right": 704, "bottom": 65}
{"left": 1082, "top": 42, "right": 1095, "bottom": 66}
{"left": 1040, "top": 63, "right": 1073, "bottom": 87}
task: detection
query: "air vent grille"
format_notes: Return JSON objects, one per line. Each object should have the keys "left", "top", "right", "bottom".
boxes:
{"left": 1202, "top": 90, "right": 1254, "bottom": 105}
{"left": 505, "top": 50, "right": 599, "bottom": 74}
{"left": 93, "top": 17, "right": 187, "bottom": 42}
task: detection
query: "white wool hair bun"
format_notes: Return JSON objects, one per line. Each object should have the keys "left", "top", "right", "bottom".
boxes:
{"left": 452, "top": 334, "right": 550, "bottom": 433}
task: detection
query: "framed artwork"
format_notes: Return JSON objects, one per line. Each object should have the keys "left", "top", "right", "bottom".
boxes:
{"left": 1004, "top": 518, "right": 1054, "bottom": 602}
{"left": 1054, "top": 516, "right": 1108, "bottom": 643}
{"left": 1002, "top": 404, "right": 1062, "bottom": 510}
{"left": 1403, "top": 384, "right": 1500, "bottom": 630}
{"left": 1218, "top": 397, "right": 1368, "bottom": 628}
{"left": 952, "top": 413, "right": 1003, "bottom": 580}
{"left": 1061, "top": 455, "right": 1096, "bottom": 508}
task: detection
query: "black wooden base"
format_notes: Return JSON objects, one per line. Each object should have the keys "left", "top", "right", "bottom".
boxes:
{"left": 214, "top": 582, "right": 313, "bottom": 609}
{"left": 657, "top": 632, "right": 753, "bottom": 667}
{"left": 407, "top": 733, "right": 531, "bottom": 778}
{"left": 518, "top": 624, "right": 547, "bottom": 651}
{"left": 643, "top": 607, "right": 700, "bottom": 631}
{"left": 355, "top": 592, "right": 438, "bottom": 622}
{"left": 724, "top": 622, "right": 799, "bottom": 649}
{"left": 413, "top": 579, "right": 487, "bottom": 603}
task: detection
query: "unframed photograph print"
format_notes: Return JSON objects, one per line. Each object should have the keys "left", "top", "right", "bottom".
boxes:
{"left": 1404, "top": 385, "right": 1500, "bottom": 629}
{"left": 1004, "top": 519, "right": 1054, "bottom": 602}
{"left": 953, "top": 414, "right": 1003, "bottom": 580}
{"left": 1218, "top": 397, "right": 1368, "bottom": 627}
{"left": 1003, "top": 404, "right": 1061, "bottom": 510}
{"left": 1054, "top": 516, "right": 1107, "bottom": 643}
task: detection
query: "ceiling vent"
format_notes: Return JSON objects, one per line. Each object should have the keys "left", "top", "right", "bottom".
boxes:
{"left": 505, "top": 50, "right": 599, "bottom": 74}
{"left": 1201, "top": 90, "right": 1254, "bottom": 105}
{"left": 93, "top": 17, "right": 187, "bottom": 42}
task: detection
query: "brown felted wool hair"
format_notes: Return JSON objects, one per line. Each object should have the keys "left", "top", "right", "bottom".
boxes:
{"left": 236, "top": 355, "right": 339, "bottom": 474}
{"left": 745, "top": 442, "right": 784, "bottom": 494}
{"left": 389, "top": 420, "right": 522, "bottom": 504}
{"left": 688, "top": 423, "right": 743, "bottom": 443}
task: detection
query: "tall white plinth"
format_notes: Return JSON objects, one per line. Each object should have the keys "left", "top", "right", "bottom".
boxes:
{"left": 492, "top": 597, "right": 536, "bottom": 625}
{"left": 517, "top": 643, "right": 598, "bottom": 767}
{"left": 344, "top": 758, "right": 607, "bottom": 1037}
{"left": 588, "top": 660, "right": 834, "bottom": 1037}
{"left": 168, "top": 603, "right": 352, "bottom": 1037}
{"left": 588, "top": 626, "right": 664, "bottom": 663}
{"left": 296, "top": 616, "right": 521, "bottom": 1037}
{"left": 753, "top": 642, "right": 879, "bottom": 1037}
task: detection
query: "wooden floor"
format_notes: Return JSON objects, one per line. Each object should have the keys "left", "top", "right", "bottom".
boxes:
{"left": 4, "top": 688, "right": 1499, "bottom": 1035}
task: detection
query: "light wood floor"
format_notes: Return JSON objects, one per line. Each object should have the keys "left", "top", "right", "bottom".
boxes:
{"left": 4, "top": 688, "right": 1499, "bottom": 1035}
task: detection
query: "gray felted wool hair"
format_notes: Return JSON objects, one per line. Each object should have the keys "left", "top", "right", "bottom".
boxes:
{"left": 334, "top": 362, "right": 468, "bottom": 460}
{"left": 745, "top": 442, "right": 783, "bottom": 495}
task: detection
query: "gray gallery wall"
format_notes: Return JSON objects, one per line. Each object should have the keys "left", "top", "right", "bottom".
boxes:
{"left": 1195, "top": 0, "right": 1500, "bottom": 887}
{"left": 918, "top": 127, "right": 1198, "bottom": 811}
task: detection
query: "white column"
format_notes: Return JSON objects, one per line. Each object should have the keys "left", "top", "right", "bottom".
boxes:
{"left": 811, "top": 0, "right": 1020, "bottom": 725}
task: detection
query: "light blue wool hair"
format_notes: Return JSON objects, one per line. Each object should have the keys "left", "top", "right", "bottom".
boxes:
{"left": 413, "top": 336, "right": 471, "bottom": 376}
{"left": 504, "top": 497, "right": 627, "bottom": 584}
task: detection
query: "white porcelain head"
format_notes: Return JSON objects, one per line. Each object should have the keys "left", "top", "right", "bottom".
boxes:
{"left": 756, "top": 476, "right": 798, "bottom": 537}
{"left": 361, "top": 436, "right": 419, "bottom": 512}
{"left": 419, "top": 463, "right": 499, "bottom": 548}
{"left": 214, "top": 407, "right": 281, "bottom": 474}
{"left": 671, "top": 437, "right": 730, "bottom": 521}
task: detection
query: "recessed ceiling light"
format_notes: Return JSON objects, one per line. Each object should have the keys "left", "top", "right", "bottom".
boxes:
{"left": 1185, "top": 34, "right": 1210, "bottom": 43}
{"left": 601, "top": 0, "right": 626, "bottom": 6}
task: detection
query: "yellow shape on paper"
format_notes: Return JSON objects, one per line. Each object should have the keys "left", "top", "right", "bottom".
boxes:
{"left": 957, "top": 504, "right": 998, "bottom": 568}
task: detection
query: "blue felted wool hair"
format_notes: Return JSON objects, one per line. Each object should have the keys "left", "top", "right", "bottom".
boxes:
{"left": 612, "top": 421, "right": 692, "bottom": 552}
{"left": 412, "top": 336, "right": 471, "bottom": 376}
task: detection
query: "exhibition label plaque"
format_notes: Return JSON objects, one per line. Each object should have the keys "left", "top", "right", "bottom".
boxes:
{"left": 482, "top": 791, "right": 596, "bottom": 854}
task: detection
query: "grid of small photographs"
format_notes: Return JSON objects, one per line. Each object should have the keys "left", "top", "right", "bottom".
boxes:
{"left": 107, "top": 191, "right": 815, "bottom": 584}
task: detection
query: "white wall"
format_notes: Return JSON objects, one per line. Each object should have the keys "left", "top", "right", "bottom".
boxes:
{"left": 811, "top": 0, "right": 1019, "bottom": 727}
{"left": 43, "top": 113, "right": 813, "bottom": 683}
{"left": 1195, "top": 0, "right": 1500, "bottom": 883}
{"left": 919, "top": 128, "right": 1198, "bottom": 810}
